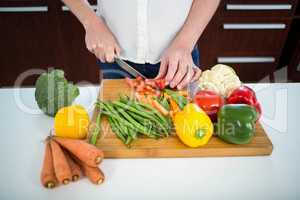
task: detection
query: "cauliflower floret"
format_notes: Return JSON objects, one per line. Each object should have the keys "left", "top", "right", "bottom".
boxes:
{"left": 198, "top": 64, "right": 242, "bottom": 97}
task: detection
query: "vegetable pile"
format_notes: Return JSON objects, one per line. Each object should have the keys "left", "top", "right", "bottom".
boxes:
{"left": 34, "top": 69, "right": 107, "bottom": 189}
{"left": 91, "top": 96, "right": 173, "bottom": 146}
{"left": 90, "top": 64, "right": 262, "bottom": 147}
{"left": 40, "top": 137, "right": 105, "bottom": 189}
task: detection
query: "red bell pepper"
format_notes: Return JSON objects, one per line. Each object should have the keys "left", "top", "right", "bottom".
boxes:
{"left": 194, "top": 90, "right": 224, "bottom": 122}
{"left": 226, "top": 85, "right": 262, "bottom": 120}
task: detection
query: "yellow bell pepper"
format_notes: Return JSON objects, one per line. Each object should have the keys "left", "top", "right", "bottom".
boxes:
{"left": 174, "top": 103, "right": 214, "bottom": 147}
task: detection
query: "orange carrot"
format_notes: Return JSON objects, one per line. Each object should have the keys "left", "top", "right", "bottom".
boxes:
{"left": 125, "top": 77, "right": 135, "bottom": 89}
{"left": 169, "top": 98, "right": 180, "bottom": 113}
{"left": 53, "top": 137, "right": 104, "bottom": 167}
{"left": 71, "top": 155, "right": 105, "bottom": 185}
{"left": 151, "top": 99, "right": 169, "bottom": 116}
{"left": 64, "top": 150, "right": 82, "bottom": 182}
{"left": 40, "top": 141, "right": 57, "bottom": 189}
{"left": 82, "top": 164, "right": 105, "bottom": 185}
{"left": 135, "top": 93, "right": 149, "bottom": 105}
{"left": 50, "top": 140, "right": 72, "bottom": 185}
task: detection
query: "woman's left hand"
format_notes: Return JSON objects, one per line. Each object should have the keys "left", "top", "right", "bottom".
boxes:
{"left": 156, "top": 43, "right": 201, "bottom": 90}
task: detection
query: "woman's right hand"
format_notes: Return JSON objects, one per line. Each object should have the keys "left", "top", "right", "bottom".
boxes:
{"left": 84, "top": 17, "right": 121, "bottom": 63}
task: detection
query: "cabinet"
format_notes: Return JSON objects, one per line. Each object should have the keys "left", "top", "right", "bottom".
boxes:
{"left": 0, "top": 0, "right": 99, "bottom": 87}
{"left": 57, "top": 1, "right": 99, "bottom": 85}
{"left": 0, "top": 0, "right": 62, "bottom": 86}
{"left": 286, "top": 17, "right": 300, "bottom": 81}
{"left": 198, "top": 0, "right": 298, "bottom": 82}
{"left": 0, "top": 0, "right": 299, "bottom": 86}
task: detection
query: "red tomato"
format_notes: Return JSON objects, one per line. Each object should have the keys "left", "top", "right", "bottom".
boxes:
{"left": 154, "top": 79, "right": 166, "bottom": 90}
{"left": 194, "top": 90, "right": 224, "bottom": 122}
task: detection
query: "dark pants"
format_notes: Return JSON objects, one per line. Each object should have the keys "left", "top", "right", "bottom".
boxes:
{"left": 97, "top": 47, "right": 200, "bottom": 79}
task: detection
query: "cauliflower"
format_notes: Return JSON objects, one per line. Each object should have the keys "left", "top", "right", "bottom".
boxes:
{"left": 198, "top": 64, "right": 242, "bottom": 97}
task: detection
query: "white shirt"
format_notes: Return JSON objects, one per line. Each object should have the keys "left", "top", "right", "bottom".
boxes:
{"left": 95, "top": 0, "right": 193, "bottom": 64}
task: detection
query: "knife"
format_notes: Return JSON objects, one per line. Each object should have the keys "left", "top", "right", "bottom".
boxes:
{"left": 187, "top": 81, "right": 199, "bottom": 100}
{"left": 115, "top": 57, "right": 146, "bottom": 79}
{"left": 186, "top": 65, "right": 200, "bottom": 99}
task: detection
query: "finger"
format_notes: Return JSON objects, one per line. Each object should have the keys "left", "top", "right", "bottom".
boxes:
{"left": 177, "top": 66, "right": 194, "bottom": 90}
{"left": 86, "top": 42, "right": 94, "bottom": 53}
{"left": 91, "top": 44, "right": 97, "bottom": 51}
{"left": 85, "top": 37, "right": 92, "bottom": 52}
{"left": 114, "top": 45, "right": 121, "bottom": 57}
{"left": 191, "top": 66, "right": 202, "bottom": 82}
{"left": 95, "top": 48, "right": 105, "bottom": 63}
{"left": 170, "top": 60, "right": 187, "bottom": 88}
{"left": 155, "top": 58, "right": 168, "bottom": 80}
{"left": 165, "top": 58, "right": 179, "bottom": 84}
{"left": 105, "top": 46, "right": 115, "bottom": 63}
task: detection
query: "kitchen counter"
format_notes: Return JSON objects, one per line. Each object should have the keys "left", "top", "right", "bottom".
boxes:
{"left": 0, "top": 83, "right": 300, "bottom": 200}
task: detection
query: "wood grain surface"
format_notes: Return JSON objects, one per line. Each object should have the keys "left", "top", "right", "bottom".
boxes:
{"left": 90, "top": 79, "right": 273, "bottom": 158}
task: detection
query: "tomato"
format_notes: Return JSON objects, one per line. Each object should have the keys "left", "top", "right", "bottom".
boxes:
{"left": 194, "top": 90, "right": 224, "bottom": 122}
{"left": 154, "top": 79, "right": 166, "bottom": 90}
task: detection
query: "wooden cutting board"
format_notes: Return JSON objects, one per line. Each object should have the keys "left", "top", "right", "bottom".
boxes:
{"left": 90, "top": 79, "right": 273, "bottom": 158}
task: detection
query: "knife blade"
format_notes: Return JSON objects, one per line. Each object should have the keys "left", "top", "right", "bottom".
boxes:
{"left": 115, "top": 58, "right": 146, "bottom": 79}
{"left": 186, "top": 65, "right": 200, "bottom": 99}
{"left": 187, "top": 81, "right": 199, "bottom": 100}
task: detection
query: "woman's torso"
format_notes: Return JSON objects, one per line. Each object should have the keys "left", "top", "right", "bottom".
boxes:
{"left": 96, "top": 0, "right": 193, "bottom": 64}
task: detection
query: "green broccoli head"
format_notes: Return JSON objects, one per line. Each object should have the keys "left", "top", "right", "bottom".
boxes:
{"left": 35, "top": 69, "right": 79, "bottom": 117}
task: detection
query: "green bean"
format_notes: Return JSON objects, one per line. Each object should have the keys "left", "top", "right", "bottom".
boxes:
{"left": 96, "top": 97, "right": 172, "bottom": 146}
{"left": 116, "top": 108, "right": 158, "bottom": 138}
{"left": 133, "top": 101, "right": 169, "bottom": 125}
{"left": 125, "top": 136, "right": 133, "bottom": 146}
{"left": 112, "top": 101, "right": 156, "bottom": 120}
{"left": 127, "top": 126, "right": 138, "bottom": 139}
{"left": 101, "top": 111, "right": 135, "bottom": 129}
{"left": 128, "top": 111, "right": 165, "bottom": 137}
{"left": 113, "top": 101, "right": 169, "bottom": 136}
{"left": 110, "top": 116, "right": 127, "bottom": 138}
{"left": 108, "top": 117, "right": 126, "bottom": 143}
{"left": 89, "top": 112, "right": 102, "bottom": 145}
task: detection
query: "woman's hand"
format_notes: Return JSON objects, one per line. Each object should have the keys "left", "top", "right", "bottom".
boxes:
{"left": 156, "top": 43, "right": 201, "bottom": 90}
{"left": 84, "top": 17, "right": 121, "bottom": 63}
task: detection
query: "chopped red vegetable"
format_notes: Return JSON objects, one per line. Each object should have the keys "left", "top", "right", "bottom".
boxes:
{"left": 125, "top": 76, "right": 166, "bottom": 96}
{"left": 194, "top": 90, "right": 224, "bottom": 122}
{"left": 154, "top": 79, "right": 166, "bottom": 90}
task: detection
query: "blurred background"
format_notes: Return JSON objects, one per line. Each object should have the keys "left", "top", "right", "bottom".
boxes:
{"left": 1, "top": 0, "right": 300, "bottom": 87}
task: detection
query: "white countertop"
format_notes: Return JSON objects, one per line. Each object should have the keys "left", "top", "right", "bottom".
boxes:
{"left": 1, "top": 83, "right": 300, "bottom": 200}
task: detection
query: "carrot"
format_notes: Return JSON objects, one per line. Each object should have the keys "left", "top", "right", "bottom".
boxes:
{"left": 40, "top": 141, "right": 57, "bottom": 189}
{"left": 135, "top": 93, "right": 149, "bottom": 104}
{"left": 169, "top": 98, "right": 180, "bottom": 113}
{"left": 136, "top": 76, "right": 143, "bottom": 82}
{"left": 145, "top": 79, "right": 157, "bottom": 88}
{"left": 70, "top": 155, "right": 105, "bottom": 185}
{"left": 136, "top": 80, "right": 145, "bottom": 92}
{"left": 82, "top": 164, "right": 105, "bottom": 185}
{"left": 53, "top": 137, "right": 104, "bottom": 167}
{"left": 151, "top": 99, "right": 169, "bottom": 116}
{"left": 50, "top": 140, "right": 72, "bottom": 185}
{"left": 64, "top": 150, "right": 82, "bottom": 182}
{"left": 125, "top": 77, "right": 135, "bottom": 89}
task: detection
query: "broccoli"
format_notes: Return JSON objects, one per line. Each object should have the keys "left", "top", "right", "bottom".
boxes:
{"left": 35, "top": 69, "right": 79, "bottom": 117}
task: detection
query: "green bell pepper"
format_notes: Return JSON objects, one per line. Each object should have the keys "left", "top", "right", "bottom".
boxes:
{"left": 216, "top": 104, "right": 258, "bottom": 144}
